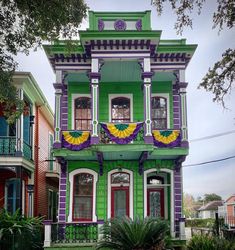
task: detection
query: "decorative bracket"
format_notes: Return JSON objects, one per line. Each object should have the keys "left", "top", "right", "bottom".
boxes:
{"left": 174, "top": 156, "right": 186, "bottom": 170}
{"left": 97, "top": 152, "right": 104, "bottom": 176}
{"left": 138, "top": 151, "right": 148, "bottom": 175}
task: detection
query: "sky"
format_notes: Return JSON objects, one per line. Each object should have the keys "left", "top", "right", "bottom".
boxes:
{"left": 15, "top": 0, "right": 235, "bottom": 200}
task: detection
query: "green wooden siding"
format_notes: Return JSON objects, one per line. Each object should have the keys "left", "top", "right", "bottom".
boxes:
{"left": 66, "top": 160, "right": 173, "bottom": 221}
{"left": 68, "top": 80, "right": 173, "bottom": 129}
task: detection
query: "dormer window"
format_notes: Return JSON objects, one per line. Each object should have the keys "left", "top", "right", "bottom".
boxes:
{"left": 74, "top": 97, "right": 91, "bottom": 130}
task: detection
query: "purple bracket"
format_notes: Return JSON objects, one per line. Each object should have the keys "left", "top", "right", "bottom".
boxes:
{"left": 174, "top": 156, "right": 186, "bottom": 170}
{"left": 138, "top": 151, "right": 148, "bottom": 175}
{"left": 97, "top": 151, "right": 104, "bottom": 176}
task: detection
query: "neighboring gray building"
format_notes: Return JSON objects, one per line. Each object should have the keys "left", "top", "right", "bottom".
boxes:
{"left": 198, "top": 200, "right": 224, "bottom": 219}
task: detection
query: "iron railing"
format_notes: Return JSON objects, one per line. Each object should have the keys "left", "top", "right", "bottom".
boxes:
{"left": 0, "top": 136, "right": 16, "bottom": 155}
{"left": 23, "top": 140, "right": 32, "bottom": 161}
{"left": 51, "top": 222, "right": 98, "bottom": 244}
{"left": 0, "top": 137, "right": 32, "bottom": 161}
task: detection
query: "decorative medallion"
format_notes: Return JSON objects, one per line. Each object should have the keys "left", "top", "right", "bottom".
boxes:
{"left": 98, "top": 19, "right": 104, "bottom": 31}
{"left": 114, "top": 19, "right": 126, "bottom": 31}
{"left": 136, "top": 19, "right": 142, "bottom": 31}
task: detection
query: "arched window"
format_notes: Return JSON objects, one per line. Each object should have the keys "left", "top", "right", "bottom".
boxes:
{"left": 74, "top": 97, "right": 91, "bottom": 130}
{"left": 151, "top": 96, "right": 167, "bottom": 129}
{"left": 73, "top": 173, "right": 93, "bottom": 221}
{"left": 111, "top": 97, "right": 130, "bottom": 123}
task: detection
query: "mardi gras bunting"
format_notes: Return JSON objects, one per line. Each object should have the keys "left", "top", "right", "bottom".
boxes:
{"left": 152, "top": 130, "right": 181, "bottom": 148}
{"left": 62, "top": 131, "right": 90, "bottom": 151}
{"left": 100, "top": 122, "right": 143, "bottom": 144}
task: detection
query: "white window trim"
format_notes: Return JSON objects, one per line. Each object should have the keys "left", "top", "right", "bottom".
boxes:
{"left": 71, "top": 94, "right": 91, "bottom": 130}
{"left": 151, "top": 93, "right": 170, "bottom": 129}
{"left": 107, "top": 168, "right": 133, "bottom": 219}
{"left": 143, "top": 168, "right": 175, "bottom": 237}
{"left": 109, "top": 94, "right": 133, "bottom": 123}
{"left": 68, "top": 168, "right": 98, "bottom": 222}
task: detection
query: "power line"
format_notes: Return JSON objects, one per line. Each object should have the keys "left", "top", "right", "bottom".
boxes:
{"left": 189, "top": 130, "right": 235, "bottom": 142}
{"left": 183, "top": 155, "right": 235, "bottom": 168}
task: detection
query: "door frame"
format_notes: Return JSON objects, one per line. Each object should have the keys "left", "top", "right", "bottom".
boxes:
{"left": 111, "top": 186, "right": 129, "bottom": 218}
{"left": 107, "top": 169, "right": 133, "bottom": 219}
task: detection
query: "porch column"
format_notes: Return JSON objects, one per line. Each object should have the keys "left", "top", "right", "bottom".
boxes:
{"left": 173, "top": 83, "right": 181, "bottom": 130}
{"left": 142, "top": 58, "right": 153, "bottom": 143}
{"left": 90, "top": 58, "right": 100, "bottom": 144}
{"left": 15, "top": 88, "right": 24, "bottom": 155}
{"left": 44, "top": 220, "right": 52, "bottom": 247}
{"left": 53, "top": 75, "right": 63, "bottom": 148}
{"left": 58, "top": 160, "right": 67, "bottom": 222}
{"left": 179, "top": 70, "right": 188, "bottom": 147}
{"left": 174, "top": 166, "right": 183, "bottom": 237}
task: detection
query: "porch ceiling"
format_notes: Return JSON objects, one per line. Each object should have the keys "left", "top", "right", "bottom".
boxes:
{"left": 67, "top": 62, "right": 176, "bottom": 83}
{"left": 53, "top": 145, "right": 188, "bottom": 161}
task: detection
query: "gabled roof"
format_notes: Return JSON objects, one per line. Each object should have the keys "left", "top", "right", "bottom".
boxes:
{"left": 198, "top": 200, "right": 224, "bottom": 211}
{"left": 12, "top": 72, "right": 54, "bottom": 127}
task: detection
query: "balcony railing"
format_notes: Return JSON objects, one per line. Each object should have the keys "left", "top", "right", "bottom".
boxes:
{"left": 99, "top": 126, "right": 144, "bottom": 144}
{"left": 23, "top": 140, "right": 32, "bottom": 160}
{"left": 0, "top": 137, "right": 32, "bottom": 161}
{"left": 51, "top": 222, "right": 98, "bottom": 244}
{"left": 0, "top": 136, "right": 16, "bottom": 155}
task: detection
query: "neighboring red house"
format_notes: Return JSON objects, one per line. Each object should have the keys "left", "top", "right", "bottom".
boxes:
{"left": 225, "top": 195, "right": 235, "bottom": 218}
{"left": 0, "top": 72, "right": 58, "bottom": 220}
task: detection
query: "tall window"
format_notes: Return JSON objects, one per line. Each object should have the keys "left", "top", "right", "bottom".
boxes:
{"left": 73, "top": 173, "right": 93, "bottom": 221}
{"left": 151, "top": 96, "right": 167, "bottom": 129}
{"left": 5, "top": 179, "right": 20, "bottom": 214}
{"left": 74, "top": 97, "right": 91, "bottom": 130}
{"left": 111, "top": 97, "right": 130, "bottom": 123}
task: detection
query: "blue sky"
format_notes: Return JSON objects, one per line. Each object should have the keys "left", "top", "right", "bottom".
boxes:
{"left": 15, "top": 0, "right": 235, "bottom": 200}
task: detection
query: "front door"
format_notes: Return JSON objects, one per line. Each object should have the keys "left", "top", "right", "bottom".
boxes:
{"left": 111, "top": 186, "right": 129, "bottom": 218}
{"left": 147, "top": 188, "right": 164, "bottom": 218}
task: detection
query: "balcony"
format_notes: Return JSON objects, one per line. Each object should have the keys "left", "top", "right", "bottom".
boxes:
{"left": 0, "top": 136, "right": 33, "bottom": 161}
{"left": 46, "top": 161, "right": 60, "bottom": 181}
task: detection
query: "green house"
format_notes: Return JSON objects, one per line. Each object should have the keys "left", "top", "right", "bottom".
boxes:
{"left": 43, "top": 10, "right": 197, "bottom": 249}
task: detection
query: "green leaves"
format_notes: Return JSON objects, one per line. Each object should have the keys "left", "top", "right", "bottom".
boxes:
{"left": 199, "top": 49, "right": 235, "bottom": 107}
{"left": 0, "top": 0, "right": 88, "bottom": 123}
{"left": 0, "top": 209, "right": 44, "bottom": 249}
{"left": 96, "top": 216, "right": 170, "bottom": 250}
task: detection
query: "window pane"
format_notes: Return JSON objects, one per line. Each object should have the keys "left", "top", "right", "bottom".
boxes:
{"left": 149, "top": 191, "right": 161, "bottom": 217}
{"left": 74, "top": 197, "right": 92, "bottom": 220}
{"left": 74, "top": 97, "right": 91, "bottom": 130}
{"left": 152, "top": 97, "right": 167, "bottom": 129}
{"left": 114, "top": 190, "right": 127, "bottom": 217}
{"left": 111, "top": 97, "right": 130, "bottom": 122}
{"left": 73, "top": 173, "right": 93, "bottom": 220}
{"left": 111, "top": 173, "right": 130, "bottom": 184}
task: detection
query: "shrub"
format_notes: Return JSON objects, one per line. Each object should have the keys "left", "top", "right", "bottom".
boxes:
{"left": 187, "top": 235, "right": 235, "bottom": 250}
{"left": 0, "top": 209, "right": 43, "bottom": 250}
{"left": 185, "top": 218, "right": 215, "bottom": 228}
{"left": 96, "top": 216, "right": 171, "bottom": 250}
